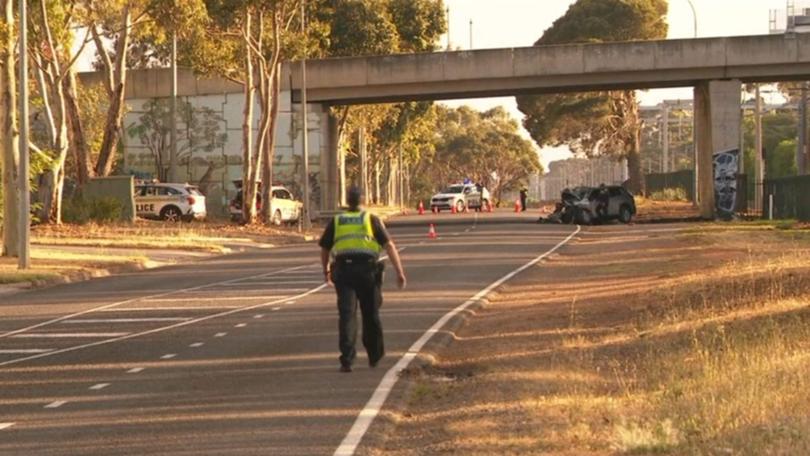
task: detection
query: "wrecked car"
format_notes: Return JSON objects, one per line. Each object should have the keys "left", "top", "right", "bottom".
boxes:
{"left": 541, "top": 185, "right": 636, "bottom": 225}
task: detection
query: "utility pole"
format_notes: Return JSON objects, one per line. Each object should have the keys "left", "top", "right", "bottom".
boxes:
{"left": 18, "top": 0, "right": 30, "bottom": 269}
{"left": 446, "top": 7, "right": 450, "bottom": 51}
{"left": 398, "top": 143, "right": 404, "bottom": 209}
{"left": 799, "top": 82, "right": 808, "bottom": 176}
{"left": 754, "top": 84, "right": 764, "bottom": 207}
{"left": 662, "top": 103, "right": 670, "bottom": 173}
{"left": 469, "top": 20, "right": 473, "bottom": 49}
{"left": 300, "top": 0, "right": 311, "bottom": 229}
{"left": 169, "top": 31, "right": 178, "bottom": 183}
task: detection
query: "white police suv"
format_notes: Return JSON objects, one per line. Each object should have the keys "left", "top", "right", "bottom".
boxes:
{"left": 134, "top": 182, "right": 207, "bottom": 222}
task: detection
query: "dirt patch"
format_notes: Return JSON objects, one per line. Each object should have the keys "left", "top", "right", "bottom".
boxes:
{"left": 367, "top": 224, "right": 810, "bottom": 455}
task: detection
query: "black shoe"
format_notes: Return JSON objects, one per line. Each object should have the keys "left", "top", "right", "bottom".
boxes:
{"left": 339, "top": 365, "right": 352, "bottom": 373}
{"left": 369, "top": 358, "right": 381, "bottom": 368}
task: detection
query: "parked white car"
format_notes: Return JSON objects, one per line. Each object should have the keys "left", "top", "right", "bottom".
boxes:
{"left": 229, "top": 182, "right": 302, "bottom": 225}
{"left": 431, "top": 183, "right": 491, "bottom": 212}
{"left": 134, "top": 182, "right": 207, "bottom": 222}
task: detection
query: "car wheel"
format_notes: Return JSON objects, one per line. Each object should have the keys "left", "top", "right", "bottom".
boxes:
{"left": 272, "top": 209, "right": 283, "bottom": 226}
{"left": 619, "top": 205, "right": 633, "bottom": 224}
{"left": 160, "top": 206, "right": 182, "bottom": 222}
{"left": 455, "top": 200, "right": 465, "bottom": 213}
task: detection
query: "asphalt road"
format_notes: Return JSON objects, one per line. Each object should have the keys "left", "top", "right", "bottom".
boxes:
{"left": 0, "top": 211, "right": 578, "bottom": 455}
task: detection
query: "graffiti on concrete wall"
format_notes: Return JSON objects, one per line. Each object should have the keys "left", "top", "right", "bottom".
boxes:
{"left": 713, "top": 148, "right": 739, "bottom": 219}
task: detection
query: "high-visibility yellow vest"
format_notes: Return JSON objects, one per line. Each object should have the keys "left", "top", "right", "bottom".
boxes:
{"left": 333, "top": 211, "right": 382, "bottom": 258}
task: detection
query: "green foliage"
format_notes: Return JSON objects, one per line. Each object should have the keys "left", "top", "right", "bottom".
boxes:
{"left": 516, "top": 0, "right": 668, "bottom": 191}
{"left": 62, "top": 194, "right": 123, "bottom": 225}
{"left": 328, "top": 0, "right": 399, "bottom": 56}
{"left": 768, "top": 140, "right": 799, "bottom": 179}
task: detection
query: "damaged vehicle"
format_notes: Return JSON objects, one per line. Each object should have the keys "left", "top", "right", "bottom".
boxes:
{"left": 542, "top": 185, "right": 636, "bottom": 225}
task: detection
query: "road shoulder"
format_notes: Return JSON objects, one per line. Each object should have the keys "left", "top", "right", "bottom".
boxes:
{"left": 364, "top": 223, "right": 810, "bottom": 455}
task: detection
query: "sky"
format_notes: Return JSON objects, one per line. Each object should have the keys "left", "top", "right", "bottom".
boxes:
{"left": 439, "top": 0, "right": 796, "bottom": 169}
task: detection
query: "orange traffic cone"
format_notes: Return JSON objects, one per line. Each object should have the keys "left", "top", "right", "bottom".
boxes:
{"left": 428, "top": 224, "right": 438, "bottom": 239}
{"left": 451, "top": 204, "right": 457, "bottom": 214}
{"left": 514, "top": 199, "right": 521, "bottom": 213}
{"left": 418, "top": 201, "right": 425, "bottom": 215}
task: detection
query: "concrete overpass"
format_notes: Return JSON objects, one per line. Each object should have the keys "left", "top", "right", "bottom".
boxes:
{"left": 94, "top": 33, "right": 810, "bottom": 218}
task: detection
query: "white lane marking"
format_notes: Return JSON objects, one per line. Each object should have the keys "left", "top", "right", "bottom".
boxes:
{"left": 214, "top": 332, "right": 227, "bottom": 338}
{"left": 99, "top": 306, "right": 242, "bottom": 311}
{"left": 160, "top": 354, "right": 176, "bottom": 360}
{"left": 127, "top": 367, "right": 144, "bottom": 374}
{"left": 285, "top": 301, "right": 295, "bottom": 305}
{"left": 333, "top": 226, "right": 581, "bottom": 456}
{"left": 253, "top": 314, "right": 264, "bottom": 319}
{"left": 189, "top": 342, "right": 204, "bottom": 348}
{"left": 0, "top": 285, "right": 329, "bottom": 367}
{"left": 44, "top": 400, "right": 67, "bottom": 409}
{"left": 271, "top": 307, "right": 281, "bottom": 312}
{"left": 234, "top": 323, "right": 247, "bottom": 328}
{"left": 227, "top": 280, "right": 322, "bottom": 285}
{"left": 89, "top": 383, "right": 110, "bottom": 391}
{"left": 138, "top": 296, "right": 281, "bottom": 302}
{"left": 0, "top": 263, "right": 315, "bottom": 339}
{"left": 0, "top": 423, "right": 14, "bottom": 430}
{"left": 0, "top": 349, "right": 53, "bottom": 354}
{"left": 62, "top": 318, "right": 190, "bottom": 324}
{"left": 11, "top": 333, "right": 129, "bottom": 338}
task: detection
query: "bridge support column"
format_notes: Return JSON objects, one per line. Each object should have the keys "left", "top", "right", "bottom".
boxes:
{"left": 323, "top": 107, "right": 340, "bottom": 212}
{"left": 694, "top": 79, "right": 741, "bottom": 219}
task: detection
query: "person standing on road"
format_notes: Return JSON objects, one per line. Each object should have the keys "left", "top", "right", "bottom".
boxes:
{"left": 319, "top": 187, "right": 407, "bottom": 373}
{"left": 520, "top": 187, "right": 529, "bottom": 212}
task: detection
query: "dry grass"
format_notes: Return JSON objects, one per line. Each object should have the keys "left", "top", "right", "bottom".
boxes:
{"left": 373, "top": 225, "right": 810, "bottom": 456}
{"left": 0, "top": 246, "right": 147, "bottom": 285}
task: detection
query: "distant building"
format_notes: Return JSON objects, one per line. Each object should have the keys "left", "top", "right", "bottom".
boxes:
{"left": 770, "top": 1, "right": 810, "bottom": 34}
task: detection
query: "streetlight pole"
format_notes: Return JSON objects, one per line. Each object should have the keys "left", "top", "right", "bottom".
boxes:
{"left": 685, "top": 0, "right": 698, "bottom": 38}
{"left": 301, "top": 0, "right": 311, "bottom": 229}
{"left": 169, "top": 31, "right": 178, "bottom": 183}
{"left": 445, "top": 7, "right": 450, "bottom": 51}
{"left": 469, "top": 20, "right": 473, "bottom": 50}
{"left": 18, "top": 0, "right": 30, "bottom": 270}
{"left": 800, "top": 82, "right": 808, "bottom": 175}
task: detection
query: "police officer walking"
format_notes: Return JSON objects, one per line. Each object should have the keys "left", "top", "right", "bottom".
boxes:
{"left": 319, "top": 187, "right": 406, "bottom": 373}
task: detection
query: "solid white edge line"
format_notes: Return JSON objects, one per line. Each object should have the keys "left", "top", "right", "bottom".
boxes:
{"left": 333, "top": 225, "right": 581, "bottom": 456}
{"left": 0, "top": 423, "right": 14, "bottom": 430}
{"left": 0, "top": 263, "right": 316, "bottom": 339}
{"left": 0, "top": 284, "right": 329, "bottom": 368}
{"left": 0, "top": 349, "right": 53, "bottom": 354}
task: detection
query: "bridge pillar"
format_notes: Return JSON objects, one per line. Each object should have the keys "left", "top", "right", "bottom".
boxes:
{"left": 323, "top": 107, "right": 340, "bottom": 212}
{"left": 694, "top": 80, "right": 741, "bottom": 219}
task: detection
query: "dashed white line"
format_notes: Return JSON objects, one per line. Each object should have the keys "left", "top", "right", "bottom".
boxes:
{"left": 0, "top": 349, "right": 53, "bottom": 354}
{"left": 253, "top": 314, "right": 265, "bottom": 319}
{"left": 127, "top": 367, "right": 144, "bottom": 374}
{"left": 214, "top": 332, "right": 227, "bottom": 338}
{"left": 138, "top": 296, "right": 279, "bottom": 303}
{"left": 160, "top": 354, "right": 177, "bottom": 360}
{"left": 62, "top": 318, "right": 189, "bottom": 324}
{"left": 89, "top": 383, "right": 110, "bottom": 391}
{"left": 44, "top": 400, "right": 67, "bottom": 409}
{"left": 100, "top": 306, "right": 242, "bottom": 311}
{"left": 271, "top": 307, "right": 281, "bottom": 312}
{"left": 189, "top": 342, "right": 204, "bottom": 348}
{"left": 285, "top": 301, "right": 295, "bottom": 305}
{"left": 234, "top": 323, "right": 247, "bottom": 328}
{"left": 11, "top": 332, "right": 130, "bottom": 338}
{"left": 0, "top": 423, "right": 14, "bottom": 430}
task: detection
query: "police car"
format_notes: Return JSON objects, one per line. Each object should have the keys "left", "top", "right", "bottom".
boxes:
{"left": 134, "top": 182, "right": 207, "bottom": 222}
{"left": 229, "top": 181, "right": 302, "bottom": 225}
{"left": 431, "top": 183, "right": 491, "bottom": 212}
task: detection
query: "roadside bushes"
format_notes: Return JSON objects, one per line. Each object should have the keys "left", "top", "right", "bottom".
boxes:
{"left": 62, "top": 194, "right": 123, "bottom": 224}
{"left": 649, "top": 187, "right": 688, "bottom": 201}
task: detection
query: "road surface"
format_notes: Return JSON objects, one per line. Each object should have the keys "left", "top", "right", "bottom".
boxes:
{"left": 0, "top": 211, "right": 578, "bottom": 455}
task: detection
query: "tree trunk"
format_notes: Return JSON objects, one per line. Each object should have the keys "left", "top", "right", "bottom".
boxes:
{"left": 64, "top": 71, "right": 92, "bottom": 185}
{"left": 94, "top": 8, "right": 131, "bottom": 177}
{"left": 1, "top": 0, "right": 20, "bottom": 256}
{"left": 261, "top": 65, "right": 281, "bottom": 225}
{"left": 241, "top": 10, "right": 257, "bottom": 224}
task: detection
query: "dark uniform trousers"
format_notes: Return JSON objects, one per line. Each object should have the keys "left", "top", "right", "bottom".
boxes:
{"left": 332, "top": 257, "right": 384, "bottom": 367}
